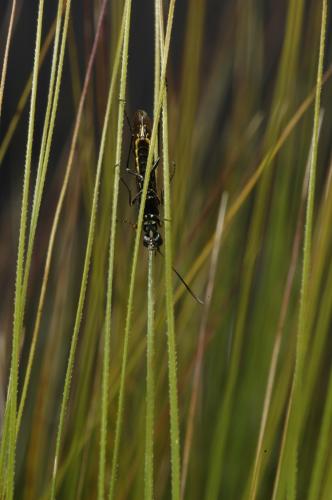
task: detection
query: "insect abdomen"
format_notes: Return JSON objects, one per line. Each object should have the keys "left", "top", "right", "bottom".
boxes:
{"left": 135, "top": 139, "right": 149, "bottom": 175}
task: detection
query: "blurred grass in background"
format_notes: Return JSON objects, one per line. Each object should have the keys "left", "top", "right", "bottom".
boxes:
{"left": 0, "top": 0, "right": 331, "bottom": 498}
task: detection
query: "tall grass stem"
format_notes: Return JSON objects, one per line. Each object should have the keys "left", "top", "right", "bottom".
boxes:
{"left": 4, "top": 1, "right": 44, "bottom": 497}
{"left": 98, "top": 3, "right": 128, "bottom": 498}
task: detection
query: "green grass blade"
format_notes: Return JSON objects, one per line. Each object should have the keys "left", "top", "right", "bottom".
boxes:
{"left": 144, "top": 251, "right": 155, "bottom": 500}
{"left": 49, "top": 1, "right": 115, "bottom": 497}
{"left": 109, "top": 1, "right": 176, "bottom": 497}
{"left": 181, "top": 193, "right": 228, "bottom": 498}
{"left": 142, "top": 5, "right": 160, "bottom": 496}
{"left": 98, "top": 5, "right": 127, "bottom": 498}
{"left": 158, "top": 3, "right": 180, "bottom": 498}
{"left": 106, "top": 3, "right": 134, "bottom": 498}
{"left": 0, "top": 18, "right": 58, "bottom": 166}
{"left": 3, "top": 1, "right": 44, "bottom": 497}
{"left": 16, "top": 0, "right": 109, "bottom": 462}
{"left": 272, "top": 1, "right": 327, "bottom": 498}
{"left": 247, "top": 112, "right": 323, "bottom": 500}
{"left": 0, "top": 0, "right": 17, "bottom": 119}
{"left": 308, "top": 359, "right": 332, "bottom": 500}
{"left": 162, "top": 93, "right": 180, "bottom": 500}
{"left": 16, "top": 0, "right": 67, "bottom": 434}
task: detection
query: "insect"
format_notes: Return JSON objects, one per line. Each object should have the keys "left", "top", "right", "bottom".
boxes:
{"left": 127, "top": 109, "right": 163, "bottom": 250}
{"left": 122, "top": 109, "right": 203, "bottom": 304}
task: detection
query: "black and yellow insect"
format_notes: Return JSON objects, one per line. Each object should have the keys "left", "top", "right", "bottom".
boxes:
{"left": 122, "top": 109, "right": 203, "bottom": 304}
{"left": 132, "top": 109, "right": 163, "bottom": 250}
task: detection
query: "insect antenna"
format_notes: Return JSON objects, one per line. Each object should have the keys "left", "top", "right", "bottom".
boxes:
{"left": 157, "top": 249, "right": 204, "bottom": 305}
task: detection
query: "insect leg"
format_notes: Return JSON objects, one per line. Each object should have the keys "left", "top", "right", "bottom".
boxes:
{"left": 126, "top": 158, "right": 159, "bottom": 178}
{"left": 151, "top": 157, "right": 160, "bottom": 173}
{"left": 131, "top": 190, "right": 142, "bottom": 205}
{"left": 125, "top": 135, "right": 142, "bottom": 180}
{"left": 126, "top": 168, "right": 144, "bottom": 181}
{"left": 125, "top": 135, "right": 134, "bottom": 172}
{"left": 120, "top": 177, "right": 133, "bottom": 205}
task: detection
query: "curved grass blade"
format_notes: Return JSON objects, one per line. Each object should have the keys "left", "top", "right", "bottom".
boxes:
{"left": 3, "top": 1, "right": 45, "bottom": 497}
{"left": 272, "top": 1, "right": 328, "bottom": 497}
{"left": 158, "top": 1, "right": 181, "bottom": 496}
{"left": 144, "top": 251, "right": 155, "bottom": 500}
{"left": 181, "top": 193, "right": 228, "bottom": 498}
{"left": 0, "top": 0, "right": 17, "bottom": 119}
{"left": 0, "top": 16, "right": 60, "bottom": 166}
{"left": 48, "top": 1, "right": 115, "bottom": 497}
{"left": 16, "top": 0, "right": 110, "bottom": 446}
{"left": 98, "top": 3, "right": 128, "bottom": 498}
{"left": 16, "top": 0, "right": 67, "bottom": 433}
{"left": 247, "top": 112, "right": 324, "bottom": 500}
{"left": 108, "top": 1, "right": 177, "bottom": 497}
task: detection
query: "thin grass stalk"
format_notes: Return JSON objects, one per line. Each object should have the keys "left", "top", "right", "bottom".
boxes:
{"left": 158, "top": 2, "right": 182, "bottom": 498}
{"left": 244, "top": 138, "right": 329, "bottom": 498}
{"left": 153, "top": 0, "right": 160, "bottom": 158}
{"left": 273, "top": 2, "right": 327, "bottom": 498}
{"left": 41, "top": 419, "right": 97, "bottom": 500}
{"left": 0, "top": 407, "right": 10, "bottom": 496}
{"left": 308, "top": 361, "right": 332, "bottom": 499}
{"left": 106, "top": 1, "right": 134, "bottom": 496}
{"left": 172, "top": 0, "right": 205, "bottom": 230}
{"left": 174, "top": 65, "right": 332, "bottom": 307}
{"left": 271, "top": 382, "right": 293, "bottom": 500}
{"left": 17, "top": 0, "right": 68, "bottom": 432}
{"left": 142, "top": 3, "right": 161, "bottom": 498}
{"left": 298, "top": 160, "right": 332, "bottom": 427}
{"left": 205, "top": 211, "right": 258, "bottom": 498}
{"left": 49, "top": 4, "right": 114, "bottom": 499}
{"left": 161, "top": 88, "right": 180, "bottom": 500}
{"left": 97, "top": 3, "right": 129, "bottom": 498}
{"left": 181, "top": 193, "right": 228, "bottom": 499}
{"left": 3, "top": 1, "right": 44, "bottom": 497}
{"left": 0, "top": 0, "right": 17, "bottom": 119}
{"left": 0, "top": 0, "right": 63, "bottom": 435}
{"left": 49, "top": 84, "right": 106, "bottom": 496}
{"left": 41, "top": 312, "right": 148, "bottom": 499}
{"left": 30, "top": 0, "right": 64, "bottom": 201}
{"left": 16, "top": 0, "right": 110, "bottom": 441}
{"left": 247, "top": 112, "right": 324, "bottom": 500}
{"left": 304, "top": 158, "right": 332, "bottom": 338}
{"left": 108, "top": 1, "right": 176, "bottom": 497}
{"left": 40, "top": 323, "right": 152, "bottom": 496}
{"left": 0, "top": 17, "right": 59, "bottom": 166}
{"left": 42, "top": 310, "right": 146, "bottom": 500}
{"left": 145, "top": 251, "right": 155, "bottom": 500}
